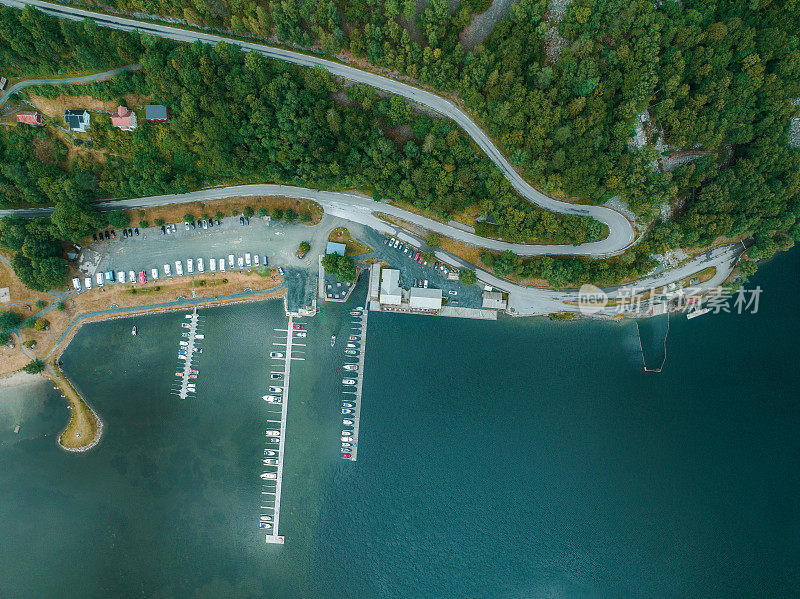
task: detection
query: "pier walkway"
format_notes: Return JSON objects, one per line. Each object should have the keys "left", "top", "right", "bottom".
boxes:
{"left": 265, "top": 315, "right": 293, "bottom": 544}
{"left": 349, "top": 298, "right": 369, "bottom": 461}
{"left": 177, "top": 307, "right": 199, "bottom": 399}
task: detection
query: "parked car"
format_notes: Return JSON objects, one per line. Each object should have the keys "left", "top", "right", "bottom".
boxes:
{"left": 185, "top": 222, "right": 191, "bottom": 231}
{"left": 138, "top": 271, "right": 146, "bottom": 284}
{"left": 239, "top": 216, "right": 245, "bottom": 226}
{"left": 92, "top": 233, "right": 98, "bottom": 242}
{"left": 207, "top": 219, "right": 213, "bottom": 228}
{"left": 104, "top": 231, "right": 110, "bottom": 240}
{"left": 134, "top": 228, "right": 139, "bottom": 236}
{"left": 123, "top": 229, "right": 128, "bottom": 238}
{"left": 160, "top": 225, "right": 166, "bottom": 234}
{"left": 110, "top": 230, "right": 115, "bottom": 238}
{"left": 201, "top": 220, "right": 208, "bottom": 229}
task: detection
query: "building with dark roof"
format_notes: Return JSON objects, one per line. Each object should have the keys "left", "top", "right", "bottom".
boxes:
{"left": 145, "top": 104, "right": 168, "bottom": 121}
{"left": 64, "top": 109, "right": 90, "bottom": 132}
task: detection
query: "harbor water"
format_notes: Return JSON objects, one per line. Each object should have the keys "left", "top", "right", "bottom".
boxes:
{"left": 0, "top": 250, "right": 799, "bottom": 597}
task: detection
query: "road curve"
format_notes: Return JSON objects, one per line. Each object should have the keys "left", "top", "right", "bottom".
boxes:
{"left": 0, "top": 0, "right": 635, "bottom": 257}
{"left": 0, "top": 64, "right": 140, "bottom": 109}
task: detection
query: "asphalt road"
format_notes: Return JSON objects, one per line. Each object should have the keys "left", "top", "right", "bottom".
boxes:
{"left": 0, "top": 64, "right": 140, "bottom": 108}
{"left": 0, "top": 0, "right": 635, "bottom": 256}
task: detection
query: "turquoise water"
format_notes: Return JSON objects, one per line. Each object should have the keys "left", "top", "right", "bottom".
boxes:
{"left": 0, "top": 252, "right": 799, "bottom": 597}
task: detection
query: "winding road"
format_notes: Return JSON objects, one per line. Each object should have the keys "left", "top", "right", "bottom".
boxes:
{"left": 0, "top": 0, "right": 635, "bottom": 257}
{"left": 0, "top": 64, "right": 140, "bottom": 109}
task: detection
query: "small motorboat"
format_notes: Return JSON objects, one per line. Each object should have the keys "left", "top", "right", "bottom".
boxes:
{"left": 263, "top": 395, "right": 281, "bottom": 403}
{"left": 342, "top": 408, "right": 353, "bottom": 414}
{"left": 269, "top": 386, "right": 282, "bottom": 393}
{"left": 343, "top": 364, "right": 358, "bottom": 371}
{"left": 265, "top": 430, "right": 280, "bottom": 437}
{"left": 340, "top": 436, "right": 351, "bottom": 442}
{"left": 293, "top": 323, "right": 305, "bottom": 330}
{"left": 263, "top": 458, "right": 278, "bottom": 465}
{"left": 349, "top": 311, "right": 361, "bottom": 316}
{"left": 346, "top": 343, "right": 357, "bottom": 348}
{"left": 260, "top": 515, "right": 273, "bottom": 522}
{"left": 264, "top": 450, "right": 277, "bottom": 457}
{"left": 342, "top": 453, "right": 351, "bottom": 459}
{"left": 342, "top": 402, "right": 353, "bottom": 408}
{"left": 182, "top": 332, "right": 190, "bottom": 338}
{"left": 270, "top": 373, "right": 283, "bottom": 379}
{"left": 341, "top": 430, "right": 352, "bottom": 436}
{"left": 190, "top": 370, "right": 198, "bottom": 375}
{"left": 175, "top": 372, "right": 183, "bottom": 377}
{"left": 342, "top": 379, "right": 356, "bottom": 385}
{"left": 331, "top": 335, "right": 336, "bottom": 347}
{"left": 261, "top": 472, "right": 277, "bottom": 480}
{"left": 131, "top": 325, "right": 137, "bottom": 335}
{"left": 189, "top": 374, "right": 197, "bottom": 379}
{"left": 296, "top": 332, "right": 306, "bottom": 338}
{"left": 349, "top": 336, "right": 359, "bottom": 341}
{"left": 270, "top": 352, "right": 284, "bottom": 358}
{"left": 343, "top": 419, "right": 354, "bottom": 425}
{"left": 345, "top": 350, "right": 357, "bottom": 355}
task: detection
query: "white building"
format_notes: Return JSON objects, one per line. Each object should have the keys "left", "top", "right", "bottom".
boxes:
{"left": 379, "top": 268, "right": 402, "bottom": 305}
{"left": 482, "top": 291, "right": 507, "bottom": 310}
{"left": 409, "top": 287, "right": 442, "bottom": 311}
{"left": 64, "top": 109, "right": 90, "bottom": 132}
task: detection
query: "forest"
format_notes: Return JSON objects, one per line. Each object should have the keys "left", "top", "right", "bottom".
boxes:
{"left": 0, "top": 5, "right": 598, "bottom": 290}
{"left": 2, "top": 0, "right": 800, "bottom": 290}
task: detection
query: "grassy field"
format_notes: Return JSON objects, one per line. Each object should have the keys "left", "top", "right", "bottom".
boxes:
{"left": 328, "top": 227, "right": 373, "bottom": 256}
{"left": 121, "top": 196, "right": 324, "bottom": 230}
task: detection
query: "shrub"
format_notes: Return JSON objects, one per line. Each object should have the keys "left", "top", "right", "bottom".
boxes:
{"left": 154, "top": 218, "right": 165, "bottom": 226}
{"left": 458, "top": 269, "right": 478, "bottom": 286}
{"left": 201, "top": 213, "right": 210, "bottom": 221}
{"left": 57, "top": 301, "right": 66, "bottom": 311}
{"left": 139, "top": 220, "right": 149, "bottom": 229}
{"left": 298, "top": 241, "right": 311, "bottom": 254}
{"left": 243, "top": 206, "right": 255, "bottom": 217}
{"left": 0, "top": 310, "right": 23, "bottom": 332}
{"left": 298, "top": 212, "right": 312, "bottom": 222}
{"left": 33, "top": 318, "right": 49, "bottom": 331}
{"left": 34, "top": 299, "right": 47, "bottom": 309}
{"left": 272, "top": 208, "right": 284, "bottom": 220}
{"left": 214, "top": 210, "right": 224, "bottom": 220}
{"left": 107, "top": 211, "right": 129, "bottom": 228}
{"left": 285, "top": 209, "right": 297, "bottom": 222}
{"left": 258, "top": 207, "right": 268, "bottom": 217}
{"left": 0, "top": 332, "right": 11, "bottom": 344}
{"left": 183, "top": 214, "right": 194, "bottom": 222}
{"left": 23, "top": 359, "right": 45, "bottom": 374}
{"left": 426, "top": 232, "right": 442, "bottom": 248}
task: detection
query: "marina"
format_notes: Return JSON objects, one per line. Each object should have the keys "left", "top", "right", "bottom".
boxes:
{"left": 174, "top": 307, "right": 201, "bottom": 399}
{"left": 342, "top": 299, "right": 368, "bottom": 462}
{"left": 261, "top": 317, "right": 296, "bottom": 544}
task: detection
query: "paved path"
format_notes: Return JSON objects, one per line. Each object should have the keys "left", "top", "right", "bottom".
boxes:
{"left": 0, "top": 64, "right": 140, "bottom": 108}
{"left": 0, "top": 0, "right": 634, "bottom": 255}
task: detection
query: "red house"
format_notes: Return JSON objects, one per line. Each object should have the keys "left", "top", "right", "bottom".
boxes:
{"left": 111, "top": 106, "right": 137, "bottom": 131}
{"left": 16, "top": 111, "right": 42, "bottom": 126}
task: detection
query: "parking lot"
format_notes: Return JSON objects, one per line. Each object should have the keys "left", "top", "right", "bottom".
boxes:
{"left": 355, "top": 228, "right": 485, "bottom": 309}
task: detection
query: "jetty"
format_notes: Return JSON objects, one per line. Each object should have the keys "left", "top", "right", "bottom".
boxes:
{"left": 349, "top": 303, "right": 368, "bottom": 462}
{"left": 177, "top": 307, "right": 199, "bottom": 399}
{"left": 264, "top": 315, "right": 294, "bottom": 544}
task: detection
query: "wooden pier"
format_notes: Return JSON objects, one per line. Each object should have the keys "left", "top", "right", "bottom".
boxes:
{"left": 265, "top": 315, "right": 293, "bottom": 544}
{"left": 349, "top": 302, "right": 368, "bottom": 461}
{"left": 177, "top": 307, "right": 199, "bottom": 399}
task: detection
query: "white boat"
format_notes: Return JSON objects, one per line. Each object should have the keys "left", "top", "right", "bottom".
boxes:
{"left": 262, "top": 395, "right": 281, "bottom": 403}
{"left": 196, "top": 334, "right": 204, "bottom": 339}
{"left": 269, "top": 386, "right": 282, "bottom": 393}
{"left": 261, "top": 472, "right": 277, "bottom": 480}
{"left": 342, "top": 408, "right": 353, "bottom": 414}
{"left": 343, "top": 364, "right": 358, "bottom": 371}
{"left": 342, "top": 402, "right": 353, "bottom": 408}
{"left": 346, "top": 343, "right": 356, "bottom": 348}
{"left": 131, "top": 325, "right": 137, "bottom": 336}
{"left": 265, "top": 430, "right": 280, "bottom": 437}
{"left": 340, "top": 436, "right": 351, "bottom": 442}
{"left": 184, "top": 314, "right": 192, "bottom": 319}
{"left": 209, "top": 258, "right": 216, "bottom": 272}
{"left": 331, "top": 335, "right": 336, "bottom": 347}
{"left": 343, "top": 419, "right": 353, "bottom": 425}
{"left": 263, "top": 458, "right": 278, "bottom": 465}
{"left": 342, "top": 379, "right": 356, "bottom": 385}
{"left": 260, "top": 515, "right": 273, "bottom": 522}
{"left": 270, "top": 352, "right": 284, "bottom": 358}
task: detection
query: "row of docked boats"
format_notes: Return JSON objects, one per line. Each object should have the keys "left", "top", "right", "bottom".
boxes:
{"left": 340, "top": 307, "right": 364, "bottom": 459}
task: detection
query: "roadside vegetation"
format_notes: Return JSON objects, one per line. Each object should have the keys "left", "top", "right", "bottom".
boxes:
{"left": 327, "top": 227, "right": 372, "bottom": 256}
{"left": 322, "top": 252, "right": 357, "bottom": 282}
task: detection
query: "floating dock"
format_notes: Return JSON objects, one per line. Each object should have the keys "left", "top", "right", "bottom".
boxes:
{"left": 349, "top": 302, "right": 368, "bottom": 462}
{"left": 177, "top": 307, "right": 199, "bottom": 399}
{"left": 264, "top": 315, "right": 294, "bottom": 545}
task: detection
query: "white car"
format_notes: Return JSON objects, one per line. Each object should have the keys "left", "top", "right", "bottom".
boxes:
{"left": 209, "top": 258, "right": 216, "bottom": 272}
{"left": 237, "top": 257, "right": 244, "bottom": 268}
{"left": 228, "top": 254, "right": 234, "bottom": 267}
{"left": 164, "top": 264, "right": 171, "bottom": 276}
{"left": 187, "top": 259, "right": 193, "bottom": 273}
{"left": 84, "top": 277, "right": 92, "bottom": 289}
{"left": 175, "top": 261, "right": 183, "bottom": 276}
{"left": 96, "top": 272, "right": 104, "bottom": 286}
{"left": 128, "top": 270, "right": 135, "bottom": 283}
{"left": 218, "top": 259, "right": 226, "bottom": 272}
{"left": 197, "top": 258, "right": 204, "bottom": 273}
{"left": 72, "top": 277, "right": 81, "bottom": 291}
{"left": 117, "top": 271, "right": 125, "bottom": 283}
{"left": 151, "top": 268, "right": 159, "bottom": 280}
{"left": 245, "top": 253, "right": 252, "bottom": 267}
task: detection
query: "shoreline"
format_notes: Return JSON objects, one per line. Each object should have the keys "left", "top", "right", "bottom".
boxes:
{"left": 47, "top": 288, "right": 287, "bottom": 452}
{"left": 0, "top": 370, "right": 46, "bottom": 389}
